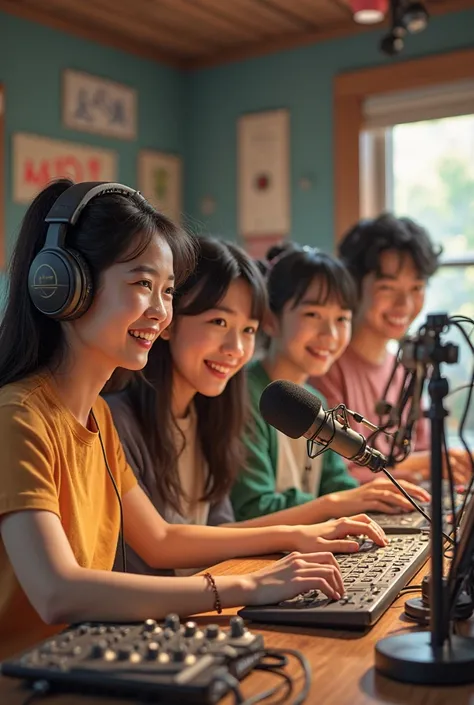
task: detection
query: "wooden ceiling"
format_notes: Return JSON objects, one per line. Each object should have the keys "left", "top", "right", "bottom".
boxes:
{"left": 0, "top": 0, "right": 473, "bottom": 69}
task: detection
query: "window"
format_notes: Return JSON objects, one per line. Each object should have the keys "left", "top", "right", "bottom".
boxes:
{"left": 361, "top": 107, "right": 474, "bottom": 445}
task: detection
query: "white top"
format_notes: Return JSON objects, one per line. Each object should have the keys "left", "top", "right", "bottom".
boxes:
{"left": 275, "top": 431, "right": 323, "bottom": 496}
{"left": 171, "top": 404, "right": 210, "bottom": 527}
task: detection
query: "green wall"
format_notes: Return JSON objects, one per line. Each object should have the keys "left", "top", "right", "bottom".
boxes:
{"left": 184, "top": 8, "right": 474, "bottom": 249}
{"left": 0, "top": 10, "right": 183, "bottom": 279}
{"left": 1, "top": 6, "right": 473, "bottom": 271}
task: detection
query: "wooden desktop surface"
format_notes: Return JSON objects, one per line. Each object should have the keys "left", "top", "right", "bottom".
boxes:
{"left": 1, "top": 556, "right": 473, "bottom": 705}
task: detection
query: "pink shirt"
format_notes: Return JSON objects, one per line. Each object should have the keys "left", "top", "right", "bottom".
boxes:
{"left": 313, "top": 345, "right": 430, "bottom": 483}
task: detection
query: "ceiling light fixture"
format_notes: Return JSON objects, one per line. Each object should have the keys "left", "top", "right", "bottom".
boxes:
{"left": 400, "top": 1, "right": 429, "bottom": 32}
{"left": 379, "top": 0, "right": 429, "bottom": 57}
{"left": 350, "top": 0, "right": 389, "bottom": 25}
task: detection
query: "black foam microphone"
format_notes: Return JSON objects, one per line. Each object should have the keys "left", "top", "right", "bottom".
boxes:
{"left": 259, "top": 380, "right": 387, "bottom": 473}
{"left": 259, "top": 379, "right": 455, "bottom": 545}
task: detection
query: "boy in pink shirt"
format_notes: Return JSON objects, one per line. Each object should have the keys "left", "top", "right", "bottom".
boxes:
{"left": 315, "top": 213, "right": 471, "bottom": 484}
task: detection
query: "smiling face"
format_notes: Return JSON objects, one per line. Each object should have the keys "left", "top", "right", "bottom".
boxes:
{"left": 357, "top": 249, "right": 426, "bottom": 342}
{"left": 67, "top": 233, "right": 175, "bottom": 375}
{"left": 269, "top": 275, "right": 353, "bottom": 381}
{"left": 165, "top": 278, "right": 258, "bottom": 414}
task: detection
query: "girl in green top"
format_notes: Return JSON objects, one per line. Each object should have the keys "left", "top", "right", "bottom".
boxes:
{"left": 231, "top": 243, "right": 430, "bottom": 523}
{"left": 105, "top": 236, "right": 389, "bottom": 576}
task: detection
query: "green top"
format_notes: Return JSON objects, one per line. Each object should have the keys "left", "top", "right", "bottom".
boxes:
{"left": 231, "top": 360, "right": 359, "bottom": 521}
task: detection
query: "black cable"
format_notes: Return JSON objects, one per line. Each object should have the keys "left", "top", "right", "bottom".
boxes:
{"left": 399, "top": 584, "right": 422, "bottom": 593}
{"left": 91, "top": 409, "right": 127, "bottom": 573}
{"left": 442, "top": 426, "right": 458, "bottom": 566}
{"left": 446, "top": 320, "right": 474, "bottom": 532}
{"left": 243, "top": 668, "right": 293, "bottom": 705}
{"left": 259, "top": 648, "right": 312, "bottom": 705}
{"left": 446, "top": 383, "right": 474, "bottom": 398}
{"left": 380, "top": 467, "right": 455, "bottom": 545}
{"left": 215, "top": 647, "right": 302, "bottom": 705}
{"left": 22, "top": 680, "right": 50, "bottom": 705}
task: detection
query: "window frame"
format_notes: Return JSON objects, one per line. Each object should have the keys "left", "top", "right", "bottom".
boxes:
{"left": 360, "top": 119, "right": 474, "bottom": 270}
{"left": 334, "top": 47, "right": 474, "bottom": 242}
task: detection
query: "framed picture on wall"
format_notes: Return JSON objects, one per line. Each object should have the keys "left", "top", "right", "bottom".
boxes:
{"left": 137, "top": 150, "right": 182, "bottom": 224}
{"left": 12, "top": 133, "right": 118, "bottom": 204}
{"left": 63, "top": 69, "right": 137, "bottom": 140}
{"left": 238, "top": 108, "right": 290, "bottom": 244}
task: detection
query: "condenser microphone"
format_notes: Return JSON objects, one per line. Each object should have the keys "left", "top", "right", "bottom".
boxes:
{"left": 259, "top": 380, "right": 387, "bottom": 473}
{"left": 259, "top": 379, "right": 455, "bottom": 545}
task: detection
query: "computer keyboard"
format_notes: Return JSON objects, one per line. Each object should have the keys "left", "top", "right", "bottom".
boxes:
{"left": 239, "top": 533, "right": 430, "bottom": 629}
{"left": 368, "top": 485, "right": 469, "bottom": 533}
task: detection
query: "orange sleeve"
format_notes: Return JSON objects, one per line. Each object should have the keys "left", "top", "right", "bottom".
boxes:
{"left": 0, "top": 403, "right": 60, "bottom": 518}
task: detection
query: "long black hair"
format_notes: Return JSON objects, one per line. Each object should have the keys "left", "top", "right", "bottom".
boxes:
{"left": 111, "top": 236, "right": 268, "bottom": 513}
{"left": 260, "top": 242, "right": 357, "bottom": 317}
{"left": 0, "top": 179, "right": 195, "bottom": 388}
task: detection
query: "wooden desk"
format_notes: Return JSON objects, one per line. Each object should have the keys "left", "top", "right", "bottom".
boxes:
{"left": 1, "top": 556, "right": 473, "bottom": 705}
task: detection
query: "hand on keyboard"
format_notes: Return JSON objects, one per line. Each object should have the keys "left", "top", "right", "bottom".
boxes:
{"left": 393, "top": 448, "right": 473, "bottom": 484}
{"left": 248, "top": 551, "right": 345, "bottom": 605}
{"left": 324, "top": 479, "right": 430, "bottom": 516}
{"left": 293, "top": 514, "right": 388, "bottom": 554}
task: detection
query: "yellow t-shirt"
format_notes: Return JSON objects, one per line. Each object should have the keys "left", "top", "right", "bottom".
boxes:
{"left": 0, "top": 372, "right": 137, "bottom": 659}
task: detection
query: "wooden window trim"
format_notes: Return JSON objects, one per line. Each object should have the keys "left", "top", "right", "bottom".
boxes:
{"left": 334, "top": 47, "right": 474, "bottom": 242}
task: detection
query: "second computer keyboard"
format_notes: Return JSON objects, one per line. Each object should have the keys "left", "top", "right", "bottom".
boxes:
{"left": 368, "top": 484, "right": 470, "bottom": 533}
{"left": 239, "top": 533, "right": 430, "bottom": 629}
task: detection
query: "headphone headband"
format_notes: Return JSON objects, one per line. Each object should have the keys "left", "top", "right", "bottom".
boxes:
{"left": 44, "top": 181, "right": 146, "bottom": 248}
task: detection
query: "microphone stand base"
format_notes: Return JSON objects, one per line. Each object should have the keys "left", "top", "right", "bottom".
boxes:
{"left": 404, "top": 594, "right": 473, "bottom": 625}
{"left": 375, "top": 631, "right": 474, "bottom": 685}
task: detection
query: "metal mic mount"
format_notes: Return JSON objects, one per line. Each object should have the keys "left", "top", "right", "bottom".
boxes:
{"left": 375, "top": 313, "right": 474, "bottom": 685}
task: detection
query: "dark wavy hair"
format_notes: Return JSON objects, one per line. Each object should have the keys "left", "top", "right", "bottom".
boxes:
{"left": 0, "top": 179, "right": 195, "bottom": 388}
{"left": 338, "top": 213, "right": 441, "bottom": 293}
{"left": 259, "top": 242, "right": 357, "bottom": 316}
{"left": 108, "top": 236, "right": 268, "bottom": 513}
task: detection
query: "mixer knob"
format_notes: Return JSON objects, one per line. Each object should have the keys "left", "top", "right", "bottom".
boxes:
{"left": 146, "top": 642, "right": 160, "bottom": 661}
{"left": 164, "top": 614, "right": 181, "bottom": 632}
{"left": 171, "top": 644, "right": 187, "bottom": 662}
{"left": 118, "top": 645, "right": 134, "bottom": 661}
{"left": 90, "top": 639, "right": 109, "bottom": 658}
{"left": 229, "top": 616, "right": 246, "bottom": 638}
{"left": 143, "top": 618, "right": 157, "bottom": 632}
{"left": 40, "top": 641, "right": 58, "bottom": 654}
{"left": 205, "top": 624, "right": 220, "bottom": 640}
{"left": 184, "top": 621, "right": 197, "bottom": 638}
{"left": 91, "top": 625, "right": 107, "bottom": 635}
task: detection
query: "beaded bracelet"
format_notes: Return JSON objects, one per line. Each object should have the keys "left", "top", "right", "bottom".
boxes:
{"left": 203, "top": 572, "right": 222, "bottom": 614}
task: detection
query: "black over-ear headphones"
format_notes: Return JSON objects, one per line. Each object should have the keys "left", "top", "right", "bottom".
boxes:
{"left": 28, "top": 181, "right": 146, "bottom": 321}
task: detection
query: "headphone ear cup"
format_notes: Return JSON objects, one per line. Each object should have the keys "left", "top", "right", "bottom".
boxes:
{"left": 60, "top": 248, "right": 94, "bottom": 320}
{"left": 28, "top": 247, "right": 75, "bottom": 319}
{"left": 28, "top": 247, "right": 93, "bottom": 320}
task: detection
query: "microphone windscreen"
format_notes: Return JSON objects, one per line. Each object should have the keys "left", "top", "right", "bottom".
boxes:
{"left": 259, "top": 380, "right": 322, "bottom": 439}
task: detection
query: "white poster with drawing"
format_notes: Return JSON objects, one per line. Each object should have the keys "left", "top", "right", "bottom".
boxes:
{"left": 13, "top": 133, "right": 117, "bottom": 203}
{"left": 63, "top": 70, "right": 137, "bottom": 140}
{"left": 238, "top": 109, "right": 290, "bottom": 239}
{"left": 138, "top": 150, "right": 182, "bottom": 224}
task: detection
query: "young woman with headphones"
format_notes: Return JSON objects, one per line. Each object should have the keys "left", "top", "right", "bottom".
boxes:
{"left": 0, "top": 179, "right": 357, "bottom": 660}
